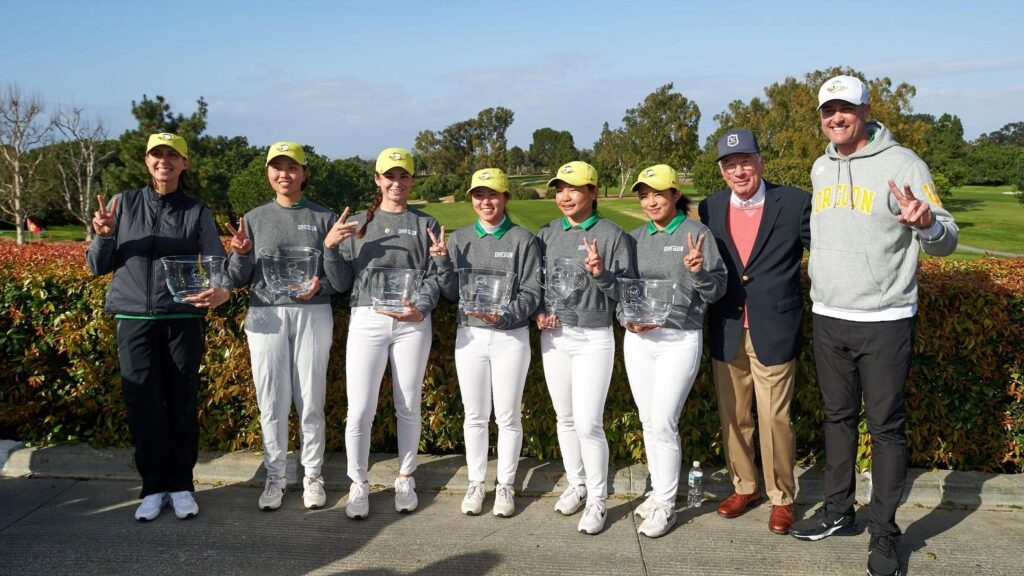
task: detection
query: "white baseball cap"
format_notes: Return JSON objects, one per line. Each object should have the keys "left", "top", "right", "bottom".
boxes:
{"left": 817, "top": 75, "right": 869, "bottom": 110}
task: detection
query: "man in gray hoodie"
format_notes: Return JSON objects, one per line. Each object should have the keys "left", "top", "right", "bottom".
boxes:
{"left": 789, "top": 75, "right": 958, "bottom": 576}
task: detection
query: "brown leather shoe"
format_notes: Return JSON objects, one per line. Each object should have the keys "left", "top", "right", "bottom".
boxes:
{"left": 769, "top": 504, "right": 795, "bottom": 535}
{"left": 717, "top": 492, "right": 762, "bottom": 518}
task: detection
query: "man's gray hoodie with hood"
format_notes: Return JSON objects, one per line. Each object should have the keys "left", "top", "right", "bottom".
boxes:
{"left": 808, "top": 121, "right": 958, "bottom": 313}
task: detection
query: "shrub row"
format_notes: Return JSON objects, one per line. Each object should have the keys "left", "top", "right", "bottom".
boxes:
{"left": 1, "top": 241, "right": 1021, "bottom": 472}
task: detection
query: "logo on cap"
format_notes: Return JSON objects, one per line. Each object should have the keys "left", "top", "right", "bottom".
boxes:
{"left": 826, "top": 80, "right": 847, "bottom": 94}
{"left": 480, "top": 172, "right": 491, "bottom": 180}
{"left": 727, "top": 134, "right": 740, "bottom": 147}
{"left": 160, "top": 133, "right": 174, "bottom": 141}
{"left": 391, "top": 152, "right": 403, "bottom": 161}
{"left": 563, "top": 165, "right": 573, "bottom": 173}
{"left": 645, "top": 169, "right": 655, "bottom": 177}
{"left": 278, "top": 144, "right": 290, "bottom": 151}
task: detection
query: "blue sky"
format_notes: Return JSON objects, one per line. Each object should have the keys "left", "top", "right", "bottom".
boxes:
{"left": 3, "top": 0, "right": 1022, "bottom": 159}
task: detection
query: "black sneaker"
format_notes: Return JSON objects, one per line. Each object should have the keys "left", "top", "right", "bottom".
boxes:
{"left": 790, "top": 506, "right": 857, "bottom": 541}
{"left": 867, "top": 532, "right": 902, "bottom": 576}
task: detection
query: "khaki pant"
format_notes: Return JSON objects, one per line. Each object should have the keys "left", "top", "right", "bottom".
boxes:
{"left": 712, "top": 329, "right": 796, "bottom": 506}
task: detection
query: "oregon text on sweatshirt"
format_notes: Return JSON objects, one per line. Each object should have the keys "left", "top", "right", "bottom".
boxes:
{"left": 435, "top": 218, "right": 543, "bottom": 330}
{"left": 625, "top": 215, "right": 727, "bottom": 330}
{"left": 227, "top": 198, "right": 338, "bottom": 307}
{"left": 809, "top": 121, "right": 958, "bottom": 316}
{"left": 535, "top": 214, "right": 633, "bottom": 328}
{"left": 323, "top": 207, "right": 441, "bottom": 315}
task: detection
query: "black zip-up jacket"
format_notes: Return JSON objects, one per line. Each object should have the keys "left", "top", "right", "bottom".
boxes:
{"left": 86, "top": 186, "right": 226, "bottom": 316}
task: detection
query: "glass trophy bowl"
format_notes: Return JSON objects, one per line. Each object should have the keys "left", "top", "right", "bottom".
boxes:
{"left": 538, "top": 257, "right": 587, "bottom": 314}
{"left": 617, "top": 277, "right": 677, "bottom": 326}
{"left": 259, "top": 246, "right": 321, "bottom": 297}
{"left": 457, "top": 268, "right": 517, "bottom": 315}
{"left": 368, "top": 267, "right": 425, "bottom": 313}
{"left": 161, "top": 255, "right": 228, "bottom": 303}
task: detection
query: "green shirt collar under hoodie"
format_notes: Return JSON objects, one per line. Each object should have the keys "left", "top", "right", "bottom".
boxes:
{"left": 561, "top": 212, "right": 601, "bottom": 231}
{"left": 474, "top": 216, "right": 514, "bottom": 239}
{"left": 646, "top": 212, "right": 686, "bottom": 235}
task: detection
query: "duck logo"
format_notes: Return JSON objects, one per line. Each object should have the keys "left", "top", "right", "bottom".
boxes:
{"left": 826, "top": 79, "right": 847, "bottom": 94}
{"left": 159, "top": 133, "right": 174, "bottom": 141}
{"left": 645, "top": 169, "right": 655, "bottom": 177}
{"left": 481, "top": 172, "right": 491, "bottom": 180}
{"left": 391, "top": 152, "right": 403, "bottom": 161}
{"left": 277, "top": 144, "right": 290, "bottom": 152}
{"left": 727, "top": 134, "right": 739, "bottom": 147}
{"left": 563, "top": 165, "right": 574, "bottom": 174}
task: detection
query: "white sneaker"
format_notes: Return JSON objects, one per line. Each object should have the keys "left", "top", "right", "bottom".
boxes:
{"left": 638, "top": 505, "right": 677, "bottom": 538}
{"left": 634, "top": 491, "right": 657, "bottom": 520}
{"left": 302, "top": 475, "right": 327, "bottom": 510}
{"left": 346, "top": 481, "right": 370, "bottom": 519}
{"left": 135, "top": 492, "right": 168, "bottom": 521}
{"left": 554, "top": 484, "right": 587, "bottom": 515}
{"left": 492, "top": 483, "right": 516, "bottom": 518}
{"left": 259, "top": 476, "right": 286, "bottom": 511}
{"left": 394, "top": 476, "right": 418, "bottom": 513}
{"left": 170, "top": 491, "right": 199, "bottom": 519}
{"left": 461, "top": 481, "right": 485, "bottom": 516}
{"left": 577, "top": 500, "right": 607, "bottom": 535}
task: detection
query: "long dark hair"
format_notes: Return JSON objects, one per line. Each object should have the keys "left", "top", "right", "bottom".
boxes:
{"left": 356, "top": 192, "right": 383, "bottom": 239}
{"left": 674, "top": 192, "right": 692, "bottom": 216}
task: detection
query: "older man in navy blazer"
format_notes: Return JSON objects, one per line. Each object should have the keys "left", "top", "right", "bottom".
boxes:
{"left": 698, "top": 128, "right": 811, "bottom": 535}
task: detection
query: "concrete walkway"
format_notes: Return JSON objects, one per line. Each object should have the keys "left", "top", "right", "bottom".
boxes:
{"left": 2, "top": 442, "right": 1022, "bottom": 575}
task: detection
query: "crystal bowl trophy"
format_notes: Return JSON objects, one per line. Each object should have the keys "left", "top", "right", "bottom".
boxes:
{"left": 161, "top": 255, "right": 228, "bottom": 303}
{"left": 259, "top": 246, "right": 321, "bottom": 297}
{"left": 368, "top": 267, "right": 425, "bottom": 313}
{"left": 457, "top": 268, "right": 517, "bottom": 315}
{"left": 538, "top": 257, "right": 587, "bottom": 316}
{"left": 617, "top": 277, "right": 677, "bottom": 327}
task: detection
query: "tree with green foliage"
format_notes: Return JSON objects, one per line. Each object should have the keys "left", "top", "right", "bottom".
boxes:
{"left": 923, "top": 113, "right": 968, "bottom": 188}
{"left": 51, "top": 107, "right": 115, "bottom": 240}
{"left": 414, "top": 107, "right": 514, "bottom": 176}
{"left": 528, "top": 127, "right": 576, "bottom": 173}
{"left": 977, "top": 122, "right": 1024, "bottom": 147}
{"left": 963, "top": 143, "right": 1024, "bottom": 186}
{"left": 507, "top": 145, "right": 529, "bottom": 175}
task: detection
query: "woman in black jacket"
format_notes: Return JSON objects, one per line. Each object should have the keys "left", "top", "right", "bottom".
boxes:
{"left": 86, "top": 132, "right": 230, "bottom": 522}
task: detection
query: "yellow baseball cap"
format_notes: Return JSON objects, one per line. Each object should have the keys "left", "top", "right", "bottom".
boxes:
{"left": 375, "top": 147, "right": 415, "bottom": 174}
{"left": 547, "top": 161, "right": 598, "bottom": 188}
{"left": 631, "top": 164, "right": 679, "bottom": 193}
{"left": 467, "top": 168, "right": 509, "bottom": 195}
{"left": 266, "top": 141, "right": 306, "bottom": 166}
{"left": 146, "top": 132, "right": 188, "bottom": 159}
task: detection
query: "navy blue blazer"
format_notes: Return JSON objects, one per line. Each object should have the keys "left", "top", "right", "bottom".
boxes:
{"left": 698, "top": 181, "right": 811, "bottom": 366}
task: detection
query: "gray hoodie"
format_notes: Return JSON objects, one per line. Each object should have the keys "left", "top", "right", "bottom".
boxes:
{"left": 808, "top": 121, "right": 958, "bottom": 312}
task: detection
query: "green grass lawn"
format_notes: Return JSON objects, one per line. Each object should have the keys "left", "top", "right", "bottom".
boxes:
{"left": 943, "top": 185, "right": 1023, "bottom": 255}
{"left": 420, "top": 196, "right": 655, "bottom": 234}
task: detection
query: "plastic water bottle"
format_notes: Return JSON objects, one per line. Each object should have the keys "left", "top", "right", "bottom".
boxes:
{"left": 687, "top": 461, "right": 703, "bottom": 508}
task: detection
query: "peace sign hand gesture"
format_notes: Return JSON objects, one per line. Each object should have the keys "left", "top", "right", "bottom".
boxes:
{"left": 324, "top": 207, "right": 359, "bottom": 249}
{"left": 684, "top": 232, "right": 705, "bottom": 272}
{"left": 224, "top": 217, "right": 252, "bottom": 254}
{"left": 889, "top": 180, "right": 935, "bottom": 229}
{"left": 582, "top": 237, "right": 604, "bottom": 276}
{"left": 427, "top": 225, "right": 447, "bottom": 256}
{"left": 92, "top": 195, "right": 118, "bottom": 238}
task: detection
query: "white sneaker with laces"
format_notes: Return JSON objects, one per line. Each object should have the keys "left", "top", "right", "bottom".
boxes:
{"left": 461, "top": 481, "right": 485, "bottom": 515}
{"left": 492, "top": 483, "right": 516, "bottom": 518}
{"left": 638, "top": 505, "right": 677, "bottom": 538}
{"left": 554, "top": 484, "right": 587, "bottom": 515}
{"left": 634, "top": 491, "right": 657, "bottom": 520}
{"left": 170, "top": 491, "right": 199, "bottom": 519}
{"left": 135, "top": 492, "right": 168, "bottom": 521}
{"left": 577, "top": 500, "right": 607, "bottom": 535}
{"left": 303, "top": 475, "right": 327, "bottom": 510}
{"left": 259, "top": 476, "right": 286, "bottom": 511}
{"left": 394, "top": 476, "right": 418, "bottom": 513}
{"left": 346, "top": 481, "right": 370, "bottom": 519}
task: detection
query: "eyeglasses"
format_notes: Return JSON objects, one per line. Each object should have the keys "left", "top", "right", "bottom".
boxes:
{"left": 720, "top": 158, "right": 757, "bottom": 174}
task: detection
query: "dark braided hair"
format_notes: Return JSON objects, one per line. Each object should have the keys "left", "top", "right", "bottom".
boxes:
{"left": 356, "top": 192, "right": 383, "bottom": 239}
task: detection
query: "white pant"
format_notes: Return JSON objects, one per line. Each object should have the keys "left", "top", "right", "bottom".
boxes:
{"left": 455, "top": 325, "right": 530, "bottom": 486}
{"left": 541, "top": 326, "right": 614, "bottom": 501}
{"left": 623, "top": 328, "right": 702, "bottom": 506}
{"left": 245, "top": 304, "right": 333, "bottom": 479}
{"left": 345, "top": 306, "right": 433, "bottom": 483}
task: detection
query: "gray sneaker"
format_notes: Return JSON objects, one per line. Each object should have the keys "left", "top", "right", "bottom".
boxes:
{"left": 170, "top": 491, "right": 199, "bottom": 519}
{"left": 461, "top": 481, "right": 485, "bottom": 516}
{"left": 346, "top": 481, "right": 370, "bottom": 519}
{"left": 492, "top": 483, "right": 516, "bottom": 518}
{"left": 638, "top": 505, "right": 677, "bottom": 538}
{"left": 135, "top": 492, "right": 168, "bottom": 522}
{"left": 554, "top": 484, "right": 587, "bottom": 516}
{"left": 577, "top": 500, "right": 607, "bottom": 535}
{"left": 394, "top": 476, "right": 418, "bottom": 513}
{"left": 259, "top": 476, "right": 286, "bottom": 511}
{"left": 302, "top": 475, "right": 327, "bottom": 510}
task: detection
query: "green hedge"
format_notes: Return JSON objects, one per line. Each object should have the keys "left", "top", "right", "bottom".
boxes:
{"left": 1, "top": 241, "right": 1021, "bottom": 472}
